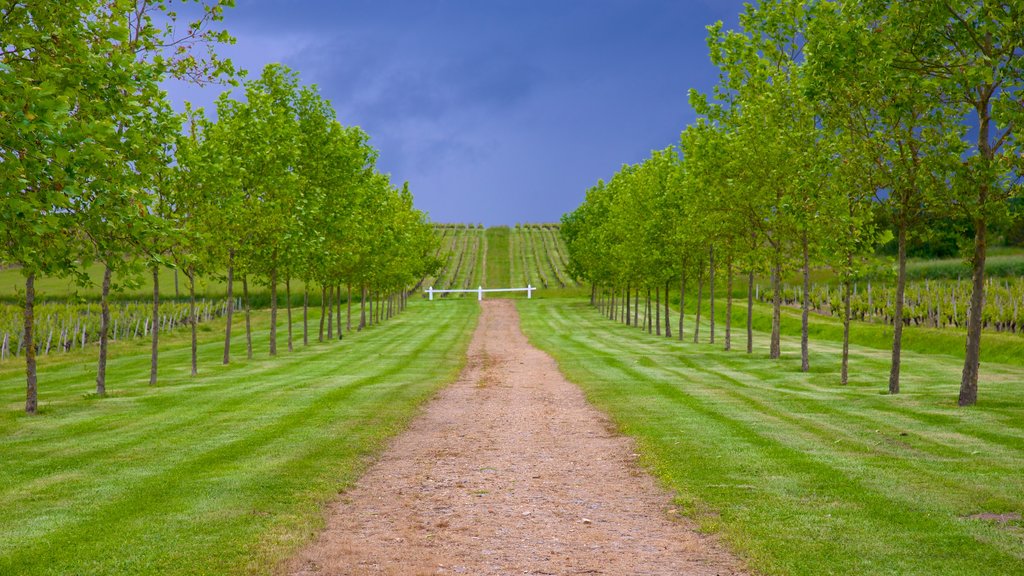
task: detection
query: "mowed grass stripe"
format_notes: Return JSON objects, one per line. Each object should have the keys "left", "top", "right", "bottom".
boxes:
{"left": 4, "top": 310, "right": 447, "bottom": 481}
{"left": 518, "top": 299, "right": 1024, "bottom": 576}
{"left": 0, "top": 299, "right": 479, "bottom": 575}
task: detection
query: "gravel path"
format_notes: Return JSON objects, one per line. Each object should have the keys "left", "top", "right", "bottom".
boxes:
{"left": 285, "top": 300, "right": 747, "bottom": 575}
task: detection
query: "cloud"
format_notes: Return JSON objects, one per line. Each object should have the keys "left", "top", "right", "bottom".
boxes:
{"left": 163, "top": 0, "right": 751, "bottom": 225}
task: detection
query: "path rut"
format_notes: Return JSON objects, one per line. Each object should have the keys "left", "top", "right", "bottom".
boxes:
{"left": 285, "top": 299, "right": 747, "bottom": 575}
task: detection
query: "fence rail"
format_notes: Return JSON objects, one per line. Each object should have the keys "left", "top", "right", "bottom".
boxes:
{"left": 426, "top": 285, "right": 535, "bottom": 301}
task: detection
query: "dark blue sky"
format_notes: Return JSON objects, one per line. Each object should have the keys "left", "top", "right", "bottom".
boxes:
{"left": 165, "top": 1, "right": 746, "bottom": 226}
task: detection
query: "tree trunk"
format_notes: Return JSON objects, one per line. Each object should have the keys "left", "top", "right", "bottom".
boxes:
{"left": 269, "top": 268, "right": 278, "bottom": 356}
{"left": 959, "top": 98, "right": 994, "bottom": 407}
{"left": 655, "top": 285, "right": 661, "bottom": 336}
{"left": 709, "top": 244, "right": 716, "bottom": 344}
{"left": 842, "top": 268, "right": 852, "bottom": 386}
{"left": 318, "top": 285, "right": 326, "bottom": 342}
{"left": 590, "top": 283, "right": 596, "bottom": 306}
{"left": 694, "top": 267, "right": 704, "bottom": 344}
{"left": 359, "top": 285, "right": 367, "bottom": 330}
{"left": 634, "top": 287, "right": 639, "bottom": 327}
{"left": 174, "top": 267, "right": 179, "bottom": 298}
{"left": 801, "top": 231, "right": 810, "bottom": 372}
{"left": 959, "top": 217, "right": 986, "bottom": 406}
{"left": 223, "top": 250, "right": 234, "bottom": 365}
{"left": 97, "top": 264, "right": 112, "bottom": 395}
{"left": 770, "top": 255, "right": 782, "bottom": 359}
{"left": 747, "top": 270, "right": 754, "bottom": 354}
{"left": 678, "top": 269, "right": 686, "bottom": 342}
{"left": 24, "top": 272, "right": 37, "bottom": 414}
{"left": 303, "top": 285, "right": 309, "bottom": 346}
{"left": 646, "top": 287, "right": 652, "bottom": 334}
{"left": 189, "top": 271, "right": 197, "bottom": 376}
{"left": 243, "top": 276, "right": 252, "bottom": 360}
{"left": 342, "top": 284, "right": 350, "bottom": 338}
{"left": 151, "top": 265, "right": 160, "bottom": 385}
{"left": 346, "top": 284, "right": 352, "bottom": 332}
{"left": 625, "top": 284, "right": 631, "bottom": 326}
{"left": 286, "top": 278, "right": 293, "bottom": 352}
{"left": 664, "top": 280, "right": 671, "bottom": 338}
{"left": 889, "top": 224, "right": 907, "bottom": 394}
{"left": 327, "top": 284, "right": 334, "bottom": 340}
{"left": 725, "top": 256, "right": 733, "bottom": 351}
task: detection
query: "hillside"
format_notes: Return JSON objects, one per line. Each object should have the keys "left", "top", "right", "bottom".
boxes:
{"left": 421, "top": 224, "right": 578, "bottom": 295}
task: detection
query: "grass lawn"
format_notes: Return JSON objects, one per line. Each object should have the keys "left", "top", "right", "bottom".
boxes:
{"left": 518, "top": 297, "right": 1024, "bottom": 576}
{"left": 485, "top": 226, "right": 511, "bottom": 289}
{"left": 0, "top": 299, "right": 479, "bottom": 575}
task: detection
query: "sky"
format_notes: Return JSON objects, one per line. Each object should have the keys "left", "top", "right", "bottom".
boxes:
{"left": 164, "top": 1, "right": 748, "bottom": 226}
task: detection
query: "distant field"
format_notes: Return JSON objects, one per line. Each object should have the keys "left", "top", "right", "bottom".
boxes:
{"left": 899, "top": 249, "right": 1024, "bottom": 280}
{"left": 423, "top": 223, "right": 580, "bottom": 296}
{"left": 518, "top": 297, "right": 1024, "bottom": 576}
{"left": 0, "top": 263, "right": 234, "bottom": 302}
{"left": 0, "top": 299, "right": 479, "bottom": 575}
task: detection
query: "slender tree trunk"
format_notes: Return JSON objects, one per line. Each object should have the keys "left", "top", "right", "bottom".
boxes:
{"left": 97, "top": 264, "right": 112, "bottom": 395}
{"left": 646, "top": 287, "right": 652, "bottom": 334}
{"left": 801, "top": 231, "right": 810, "bottom": 372}
{"left": 346, "top": 284, "right": 352, "bottom": 332}
{"left": 770, "top": 254, "right": 782, "bottom": 359}
{"left": 747, "top": 270, "right": 754, "bottom": 354}
{"left": 269, "top": 268, "right": 278, "bottom": 356}
{"left": 223, "top": 250, "right": 234, "bottom": 365}
{"left": 959, "top": 216, "right": 986, "bottom": 406}
{"left": 590, "top": 283, "right": 596, "bottom": 306}
{"left": 625, "top": 284, "right": 631, "bottom": 326}
{"left": 327, "top": 284, "right": 334, "bottom": 340}
{"left": 694, "top": 267, "right": 704, "bottom": 344}
{"left": 24, "top": 272, "right": 37, "bottom": 414}
{"left": 189, "top": 272, "right": 197, "bottom": 376}
{"left": 303, "top": 285, "right": 309, "bottom": 346}
{"left": 634, "top": 286, "right": 639, "bottom": 327}
{"left": 359, "top": 285, "right": 367, "bottom": 330}
{"left": 842, "top": 266, "right": 852, "bottom": 386}
{"left": 725, "top": 256, "right": 733, "bottom": 351}
{"left": 174, "top": 267, "right": 179, "bottom": 298}
{"left": 655, "top": 285, "right": 661, "bottom": 336}
{"left": 889, "top": 224, "right": 907, "bottom": 394}
{"left": 286, "top": 278, "right": 293, "bottom": 352}
{"left": 678, "top": 270, "right": 686, "bottom": 342}
{"left": 336, "top": 285, "right": 343, "bottom": 339}
{"left": 664, "top": 280, "right": 671, "bottom": 338}
{"left": 318, "top": 285, "right": 326, "bottom": 342}
{"left": 959, "top": 102, "right": 994, "bottom": 407}
{"left": 243, "top": 276, "right": 252, "bottom": 360}
{"left": 709, "top": 245, "right": 716, "bottom": 344}
{"left": 151, "top": 265, "right": 160, "bottom": 385}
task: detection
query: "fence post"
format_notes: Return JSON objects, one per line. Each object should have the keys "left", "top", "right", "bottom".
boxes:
{"left": 478, "top": 286, "right": 483, "bottom": 301}
{"left": 528, "top": 284, "right": 534, "bottom": 299}
{"left": 428, "top": 286, "right": 434, "bottom": 301}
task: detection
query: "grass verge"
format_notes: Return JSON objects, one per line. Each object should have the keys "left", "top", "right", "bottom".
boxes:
{"left": 0, "top": 299, "right": 480, "bottom": 575}
{"left": 517, "top": 298, "right": 1024, "bottom": 576}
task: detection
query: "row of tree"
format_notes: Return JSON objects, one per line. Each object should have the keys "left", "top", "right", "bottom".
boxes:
{"left": 561, "top": 0, "right": 1022, "bottom": 406}
{"left": 1, "top": 1, "right": 439, "bottom": 414}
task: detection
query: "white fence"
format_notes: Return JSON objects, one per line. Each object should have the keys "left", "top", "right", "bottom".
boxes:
{"left": 426, "top": 285, "right": 535, "bottom": 301}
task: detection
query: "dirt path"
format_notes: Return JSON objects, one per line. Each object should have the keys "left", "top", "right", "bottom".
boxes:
{"left": 285, "top": 300, "right": 747, "bottom": 575}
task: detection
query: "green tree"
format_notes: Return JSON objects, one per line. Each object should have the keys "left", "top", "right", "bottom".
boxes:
{"left": 890, "top": 1, "right": 1024, "bottom": 406}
